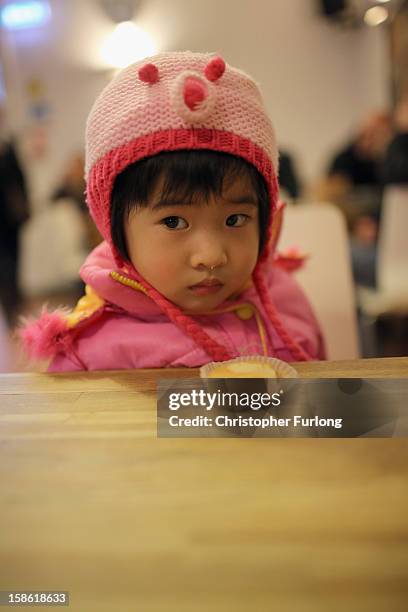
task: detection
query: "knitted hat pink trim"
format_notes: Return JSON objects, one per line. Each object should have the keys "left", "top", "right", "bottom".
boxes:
{"left": 87, "top": 127, "right": 278, "bottom": 265}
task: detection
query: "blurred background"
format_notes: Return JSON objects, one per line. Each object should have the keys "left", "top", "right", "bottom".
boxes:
{"left": 0, "top": 0, "right": 407, "bottom": 370}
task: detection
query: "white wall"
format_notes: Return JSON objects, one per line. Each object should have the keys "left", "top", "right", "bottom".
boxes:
{"left": 1, "top": 0, "right": 389, "bottom": 206}
{"left": 138, "top": 0, "right": 389, "bottom": 184}
{"left": 0, "top": 2, "right": 112, "bottom": 210}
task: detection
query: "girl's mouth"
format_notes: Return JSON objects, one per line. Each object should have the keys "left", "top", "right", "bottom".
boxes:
{"left": 189, "top": 279, "right": 224, "bottom": 296}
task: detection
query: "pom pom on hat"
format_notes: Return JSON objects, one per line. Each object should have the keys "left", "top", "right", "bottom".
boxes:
{"left": 138, "top": 63, "right": 159, "bottom": 84}
{"left": 183, "top": 76, "right": 207, "bottom": 110}
{"left": 204, "top": 56, "right": 225, "bottom": 82}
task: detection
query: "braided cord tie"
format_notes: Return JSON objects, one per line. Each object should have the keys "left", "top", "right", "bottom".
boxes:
{"left": 143, "top": 281, "right": 233, "bottom": 362}
{"left": 253, "top": 267, "right": 311, "bottom": 362}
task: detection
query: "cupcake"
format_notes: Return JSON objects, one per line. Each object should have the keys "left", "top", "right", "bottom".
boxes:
{"left": 200, "top": 356, "right": 298, "bottom": 380}
{"left": 200, "top": 356, "right": 298, "bottom": 408}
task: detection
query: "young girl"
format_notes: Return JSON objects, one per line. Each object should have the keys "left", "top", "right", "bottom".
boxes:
{"left": 21, "top": 51, "right": 326, "bottom": 371}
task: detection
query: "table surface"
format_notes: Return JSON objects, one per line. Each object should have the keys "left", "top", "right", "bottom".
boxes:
{"left": 1, "top": 357, "right": 408, "bottom": 611}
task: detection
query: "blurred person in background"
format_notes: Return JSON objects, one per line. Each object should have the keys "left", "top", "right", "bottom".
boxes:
{"left": 0, "top": 108, "right": 30, "bottom": 326}
{"left": 52, "top": 153, "right": 87, "bottom": 213}
{"left": 278, "top": 149, "right": 301, "bottom": 201}
{"left": 383, "top": 91, "right": 408, "bottom": 185}
{"left": 314, "top": 111, "right": 395, "bottom": 288}
{"left": 315, "top": 111, "right": 393, "bottom": 226}
{"left": 51, "top": 153, "right": 101, "bottom": 251}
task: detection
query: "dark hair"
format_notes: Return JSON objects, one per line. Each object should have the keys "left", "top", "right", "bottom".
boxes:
{"left": 110, "top": 150, "right": 270, "bottom": 262}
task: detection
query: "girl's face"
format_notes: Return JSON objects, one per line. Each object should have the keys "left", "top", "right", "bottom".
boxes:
{"left": 124, "top": 171, "right": 260, "bottom": 313}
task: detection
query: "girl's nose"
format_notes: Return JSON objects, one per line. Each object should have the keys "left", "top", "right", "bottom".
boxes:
{"left": 190, "top": 238, "right": 228, "bottom": 271}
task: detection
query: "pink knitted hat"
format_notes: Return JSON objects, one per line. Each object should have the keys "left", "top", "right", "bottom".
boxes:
{"left": 86, "top": 51, "right": 278, "bottom": 258}
{"left": 85, "top": 51, "right": 310, "bottom": 361}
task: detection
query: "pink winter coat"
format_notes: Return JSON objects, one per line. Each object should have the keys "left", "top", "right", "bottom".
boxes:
{"left": 39, "top": 242, "right": 325, "bottom": 372}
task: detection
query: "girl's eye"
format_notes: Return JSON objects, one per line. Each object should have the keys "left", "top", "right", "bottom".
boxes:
{"left": 226, "top": 214, "right": 249, "bottom": 227}
{"left": 161, "top": 216, "right": 188, "bottom": 229}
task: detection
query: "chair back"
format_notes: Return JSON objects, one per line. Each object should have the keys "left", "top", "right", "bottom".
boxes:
{"left": 377, "top": 187, "right": 408, "bottom": 295}
{"left": 279, "top": 203, "right": 359, "bottom": 360}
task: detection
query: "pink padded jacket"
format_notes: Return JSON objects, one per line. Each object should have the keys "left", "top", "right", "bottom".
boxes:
{"left": 43, "top": 242, "right": 326, "bottom": 371}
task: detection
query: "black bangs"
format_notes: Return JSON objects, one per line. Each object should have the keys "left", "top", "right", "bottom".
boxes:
{"left": 156, "top": 150, "right": 255, "bottom": 205}
{"left": 110, "top": 150, "right": 270, "bottom": 261}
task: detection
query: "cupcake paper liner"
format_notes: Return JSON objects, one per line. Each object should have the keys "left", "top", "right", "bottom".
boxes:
{"left": 200, "top": 356, "right": 298, "bottom": 380}
{"left": 200, "top": 356, "right": 298, "bottom": 403}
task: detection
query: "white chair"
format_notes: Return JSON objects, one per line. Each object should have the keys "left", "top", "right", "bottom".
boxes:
{"left": 278, "top": 203, "right": 359, "bottom": 360}
{"left": 19, "top": 198, "right": 88, "bottom": 297}
{"left": 358, "top": 187, "right": 408, "bottom": 317}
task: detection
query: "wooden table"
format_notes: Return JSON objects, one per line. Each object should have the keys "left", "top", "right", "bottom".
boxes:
{"left": 1, "top": 358, "right": 408, "bottom": 611}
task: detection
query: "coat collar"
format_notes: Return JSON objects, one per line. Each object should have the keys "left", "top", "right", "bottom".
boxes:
{"left": 80, "top": 241, "right": 261, "bottom": 320}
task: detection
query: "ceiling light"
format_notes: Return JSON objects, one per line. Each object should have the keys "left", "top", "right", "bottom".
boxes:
{"left": 0, "top": 1, "right": 51, "bottom": 30}
{"left": 364, "top": 6, "right": 388, "bottom": 26}
{"left": 100, "top": 21, "right": 155, "bottom": 69}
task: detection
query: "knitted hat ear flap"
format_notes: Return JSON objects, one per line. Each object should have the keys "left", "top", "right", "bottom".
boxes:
{"left": 132, "top": 275, "right": 233, "bottom": 362}
{"left": 252, "top": 265, "right": 312, "bottom": 362}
